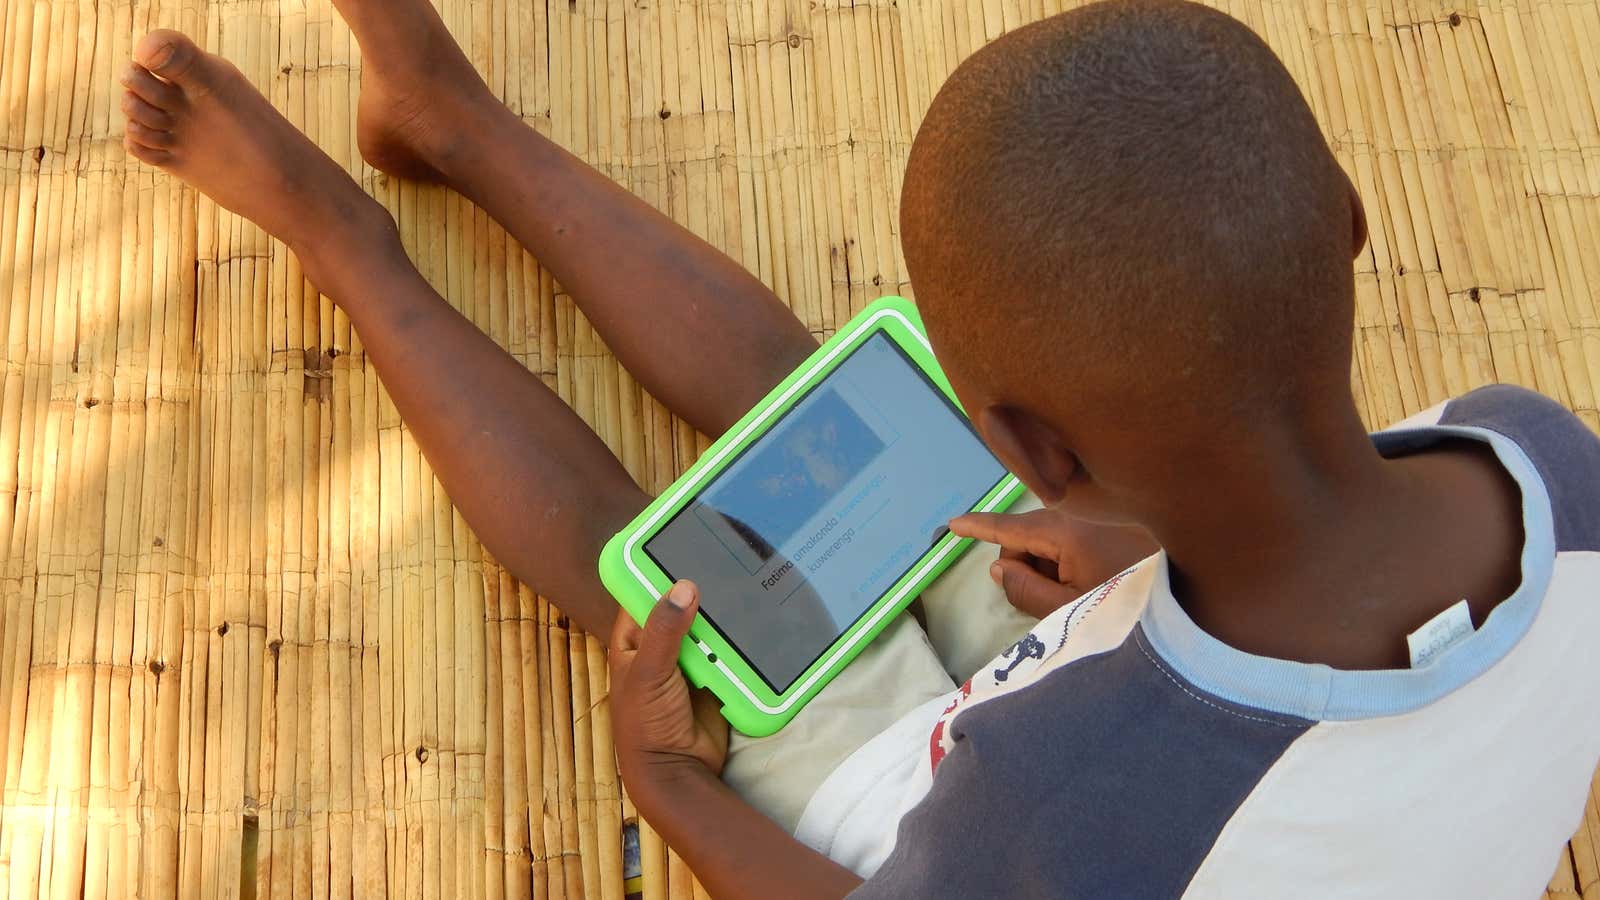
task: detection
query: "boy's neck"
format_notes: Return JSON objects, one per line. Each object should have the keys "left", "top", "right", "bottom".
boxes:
{"left": 1149, "top": 401, "right": 1524, "bottom": 671}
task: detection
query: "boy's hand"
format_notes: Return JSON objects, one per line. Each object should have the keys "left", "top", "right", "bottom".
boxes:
{"left": 608, "top": 582, "right": 863, "bottom": 898}
{"left": 950, "top": 508, "right": 1158, "bottom": 618}
{"left": 609, "top": 581, "right": 730, "bottom": 794}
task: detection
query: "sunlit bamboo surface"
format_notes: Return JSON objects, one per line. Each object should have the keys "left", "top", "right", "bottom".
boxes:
{"left": 0, "top": 0, "right": 1596, "bottom": 897}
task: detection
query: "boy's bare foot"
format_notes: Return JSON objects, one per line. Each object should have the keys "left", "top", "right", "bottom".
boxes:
{"left": 120, "top": 30, "right": 395, "bottom": 288}
{"left": 332, "top": 0, "right": 506, "bottom": 182}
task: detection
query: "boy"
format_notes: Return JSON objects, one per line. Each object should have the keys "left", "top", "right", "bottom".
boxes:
{"left": 120, "top": 0, "right": 1599, "bottom": 896}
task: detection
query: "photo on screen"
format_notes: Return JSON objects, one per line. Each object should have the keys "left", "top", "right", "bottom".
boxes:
{"left": 694, "top": 388, "right": 886, "bottom": 569}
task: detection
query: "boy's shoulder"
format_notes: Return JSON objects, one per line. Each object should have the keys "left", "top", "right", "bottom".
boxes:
{"left": 1432, "top": 382, "right": 1596, "bottom": 444}
{"left": 1384, "top": 384, "right": 1600, "bottom": 553}
{"left": 849, "top": 386, "right": 1600, "bottom": 900}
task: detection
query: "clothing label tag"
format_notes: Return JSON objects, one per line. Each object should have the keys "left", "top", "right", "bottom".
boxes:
{"left": 1406, "top": 599, "right": 1475, "bottom": 668}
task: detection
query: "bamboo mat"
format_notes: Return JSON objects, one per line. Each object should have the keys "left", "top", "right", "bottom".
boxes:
{"left": 0, "top": 0, "right": 1597, "bottom": 897}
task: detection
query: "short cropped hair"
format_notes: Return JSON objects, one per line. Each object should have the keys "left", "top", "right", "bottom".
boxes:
{"left": 902, "top": 0, "right": 1359, "bottom": 419}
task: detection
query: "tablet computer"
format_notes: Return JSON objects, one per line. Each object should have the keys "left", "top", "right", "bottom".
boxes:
{"left": 599, "top": 297, "right": 1025, "bottom": 736}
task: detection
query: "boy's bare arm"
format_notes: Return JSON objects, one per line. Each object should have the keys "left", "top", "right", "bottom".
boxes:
{"left": 634, "top": 763, "right": 863, "bottom": 899}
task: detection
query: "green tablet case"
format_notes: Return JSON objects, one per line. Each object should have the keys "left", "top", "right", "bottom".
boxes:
{"left": 599, "top": 296, "right": 1025, "bottom": 736}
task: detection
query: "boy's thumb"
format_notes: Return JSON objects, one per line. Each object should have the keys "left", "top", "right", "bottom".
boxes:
{"left": 991, "top": 557, "right": 1074, "bottom": 619}
{"left": 636, "top": 580, "right": 699, "bottom": 676}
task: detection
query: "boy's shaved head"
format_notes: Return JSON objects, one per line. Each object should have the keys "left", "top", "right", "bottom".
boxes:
{"left": 902, "top": 0, "right": 1364, "bottom": 518}
{"left": 903, "top": 0, "right": 1362, "bottom": 442}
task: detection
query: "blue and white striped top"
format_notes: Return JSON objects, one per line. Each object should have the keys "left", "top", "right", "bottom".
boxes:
{"left": 799, "top": 385, "right": 1600, "bottom": 899}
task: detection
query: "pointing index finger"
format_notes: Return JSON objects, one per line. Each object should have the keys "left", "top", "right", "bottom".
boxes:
{"left": 949, "top": 509, "right": 1062, "bottom": 560}
{"left": 948, "top": 511, "right": 1006, "bottom": 542}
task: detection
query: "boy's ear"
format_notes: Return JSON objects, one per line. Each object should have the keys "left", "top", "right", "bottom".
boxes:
{"left": 974, "top": 405, "right": 1079, "bottom": 503}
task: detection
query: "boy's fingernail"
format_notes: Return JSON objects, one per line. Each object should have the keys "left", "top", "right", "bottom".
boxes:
{"left": 989, "top": 562, "right": 1003, "bottom": 584}
{"left": 667, "top": 581, "right": 696, "bottom": 609}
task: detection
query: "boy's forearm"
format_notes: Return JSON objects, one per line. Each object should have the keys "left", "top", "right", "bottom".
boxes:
{"left": 630, "top": 762, "right": 864, "bottom": 899}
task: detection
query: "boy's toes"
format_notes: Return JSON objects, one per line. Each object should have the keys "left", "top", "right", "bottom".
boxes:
{"left": 119, "top": 64, "right": 181, "bottom": 109}
{"left": 133, "top": 30, "right": 224, "bottom": 96}
{"left": 123, "top": 137, "right": 171, "bottom": 166}
{"left": 125, "top": 120, "right": 175, "bottom": 149}
{"left": 120, "top": 92, "right": 174, "bottom": 130}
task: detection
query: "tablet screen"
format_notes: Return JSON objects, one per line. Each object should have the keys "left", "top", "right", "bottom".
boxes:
{"left": 644, "top": 332, "right": 1009, "bottom": 692}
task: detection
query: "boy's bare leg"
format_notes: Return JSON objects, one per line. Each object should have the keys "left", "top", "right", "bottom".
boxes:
{"left": 120, "top": 31, "right": 644, "bottom": 637}
{"left": 331, "top": 0, "right": 818, "bottom": 436}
